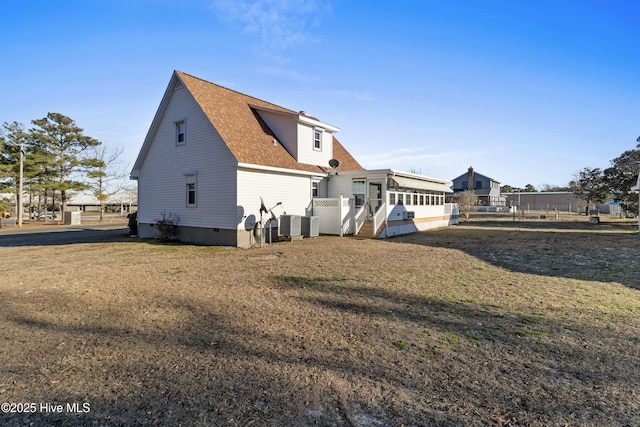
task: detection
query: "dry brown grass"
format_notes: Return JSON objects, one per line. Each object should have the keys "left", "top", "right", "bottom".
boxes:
{"left": 1, "top": 216, "right": 639, "bottom": 426}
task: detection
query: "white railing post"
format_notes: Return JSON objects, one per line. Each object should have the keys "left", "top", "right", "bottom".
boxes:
{"left": 338, "top": 194, "right": 344, "bottom": 237}
{"left": 373, "top": 201, "right": 386, "bottom": 234}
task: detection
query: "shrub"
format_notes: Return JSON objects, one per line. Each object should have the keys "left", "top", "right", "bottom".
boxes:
{"left": 153, "top": 211, "right": 179, "bottom": 242}
{"left": 127, "top": 211, "right": 138, "bottom": 235}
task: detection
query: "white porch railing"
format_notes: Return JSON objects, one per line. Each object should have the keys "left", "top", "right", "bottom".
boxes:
{"left": 372, "top": 201, "right": 386, "bottom": 234}
{"left": 313, "top": 198, "right": 459, "bottom": 236}
{"left": 353, "top": 202, "right": 368, "bottom": 235}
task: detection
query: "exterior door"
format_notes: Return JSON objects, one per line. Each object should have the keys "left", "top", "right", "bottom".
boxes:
{"left": 368, "top": 182, "right": 382, "bottom": 217}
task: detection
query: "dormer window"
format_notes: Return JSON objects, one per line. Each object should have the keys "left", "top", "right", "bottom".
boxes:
{"left": 175, "top": 119, "right": 186, "bottom": 145}
{"left": 313, "top": 128, "right": 323, "bottom": 151}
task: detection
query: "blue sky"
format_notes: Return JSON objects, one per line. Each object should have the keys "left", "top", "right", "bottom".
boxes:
{"left": 2, "top": 0, "right": 639, "bottom": 188}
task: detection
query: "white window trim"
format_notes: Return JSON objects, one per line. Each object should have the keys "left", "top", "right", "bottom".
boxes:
{"left": 175, "top": 118, "right": 186, "bottom": 146}
{"left": 352, "top": 179, "right": 365, "bottom": 207}
{"left": 185, "top": 171, "right": 197, "bottom": 207}
{"left": 313, "top": 127, "right": 323, "bottom": 151}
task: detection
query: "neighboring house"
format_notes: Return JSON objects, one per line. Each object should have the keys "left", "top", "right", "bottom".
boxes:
{"left": 131, "top": 71, "right": 457, "bottom": 247}
{"left": 451, "top": 167, "right": 506, "bottom": 206}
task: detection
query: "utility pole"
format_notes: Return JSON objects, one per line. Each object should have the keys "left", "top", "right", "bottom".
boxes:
{"left": 18, "top": 143, "right": 24, "bottom": 228}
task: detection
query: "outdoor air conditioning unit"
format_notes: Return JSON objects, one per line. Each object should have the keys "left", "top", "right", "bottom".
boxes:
{"left": 301, "top": 216, "right": 319, "bottom": 237}
{"left": 280, "top": 215, "right": 301, "bottom": 237}
{"left": 403, "top": 211, "right": 415, "bottom": 219}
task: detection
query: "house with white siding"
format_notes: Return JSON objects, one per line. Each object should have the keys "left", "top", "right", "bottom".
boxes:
{"left": 131, "top": 71, "right": 457, "bottom": 247}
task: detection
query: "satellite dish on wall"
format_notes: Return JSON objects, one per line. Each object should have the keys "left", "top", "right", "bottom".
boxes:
{"left": 329, "top": 158, "right": 340, "bottom": 169}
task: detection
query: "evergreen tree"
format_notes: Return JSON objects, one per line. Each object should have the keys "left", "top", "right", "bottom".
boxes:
{"left": 29, "top": 113, "right": 101, "bottom": 215}
{"left": 603, "top": 144, "right": 640, "bottom": 215}
{"left": 570, "top": 167, "right": 608, "bottom": 214}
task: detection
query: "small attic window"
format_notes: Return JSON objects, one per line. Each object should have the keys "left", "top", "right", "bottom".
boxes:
{"left": 313, "top": 128, "right": 323, "bottom": 151}
{"left": 175, "top": 119, "right": 186, "bottom": 145}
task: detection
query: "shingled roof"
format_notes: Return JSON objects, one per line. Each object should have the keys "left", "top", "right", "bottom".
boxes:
{"left": 175, "top": 71, "right": 363, "bottom": 173}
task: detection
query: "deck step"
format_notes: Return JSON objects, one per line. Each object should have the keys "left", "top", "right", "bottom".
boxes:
{"left": 357, "top": 220, "right": 384, "bottom": 238}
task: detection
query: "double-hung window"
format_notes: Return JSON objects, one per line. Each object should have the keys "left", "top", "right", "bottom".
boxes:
{"left": 175, "top": 119, "right": 186, "bottom": 145}
{"left": 185, "top": 173, "right": 197, "bottom": 207}
{"left": 313, "top": 128, "right": 322, "bottom": 151}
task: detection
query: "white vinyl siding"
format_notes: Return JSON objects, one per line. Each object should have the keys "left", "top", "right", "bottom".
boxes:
{"left": 296, "top": 123, "right": 333, "bottom": 166}
{"left": 254, "top": 110, "right": 334, "bottom": 166}
{"left": 257, "top": 110, "right": 298, "bottom": 158}
{"left": 237, "top": 168, "right": 323, "bottom": 225}
{"left": 326, "top": 173, "right": 355, "bottom": 199}
{"left": 137, "top": 83, "right": 238, "bottom": 229}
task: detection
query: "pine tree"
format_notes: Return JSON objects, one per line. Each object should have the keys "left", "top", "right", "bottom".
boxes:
{"left": 29, "top": 113, "right": 101, "bottom": 215}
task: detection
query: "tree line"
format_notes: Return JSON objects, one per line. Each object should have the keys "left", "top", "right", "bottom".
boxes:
{"left": 0, "top": 112, "right": 128, "bottom": 220}
{"left": 557, "top": 142, "right": 640, "bottom": 215}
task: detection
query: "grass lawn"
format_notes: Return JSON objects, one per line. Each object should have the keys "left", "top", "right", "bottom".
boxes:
{"left": 1, "top": 216, "right": 638, "bottom": 426}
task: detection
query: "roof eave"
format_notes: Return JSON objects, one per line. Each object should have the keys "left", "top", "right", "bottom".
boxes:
{"left": 297, "top": 115, "right": 340, "bottom": 133}
{"left": 237, "top": 162, "right": 327, "bottom": 177}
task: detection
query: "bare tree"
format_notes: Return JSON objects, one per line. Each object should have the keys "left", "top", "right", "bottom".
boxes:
{"left": 0, "top": 122, "right": 27, "bottom": 216}
{"left": 539, "top": 183, "right": 570, "bottom": 192}
{"left": 453, "top": 190, "right": 478, "bottom": 220}
{"left": 84, "top": 145, "right": 126, "bottom": 220}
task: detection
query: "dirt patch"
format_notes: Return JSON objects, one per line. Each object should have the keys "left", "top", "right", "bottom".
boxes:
{"left": 0, "top": 218, "right": 638, "bottom": 426}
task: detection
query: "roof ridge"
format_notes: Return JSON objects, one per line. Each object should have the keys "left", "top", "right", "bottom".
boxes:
{"left": 175, "top": 70, "right": 297, "bottom": 115}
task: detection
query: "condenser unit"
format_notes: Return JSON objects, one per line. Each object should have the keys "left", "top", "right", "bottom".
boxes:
{"left": 301, "top": 216, "right": 319, "bottom": 237}
{"left": 279, "top": 215, "right": 301, "bottom": 237}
